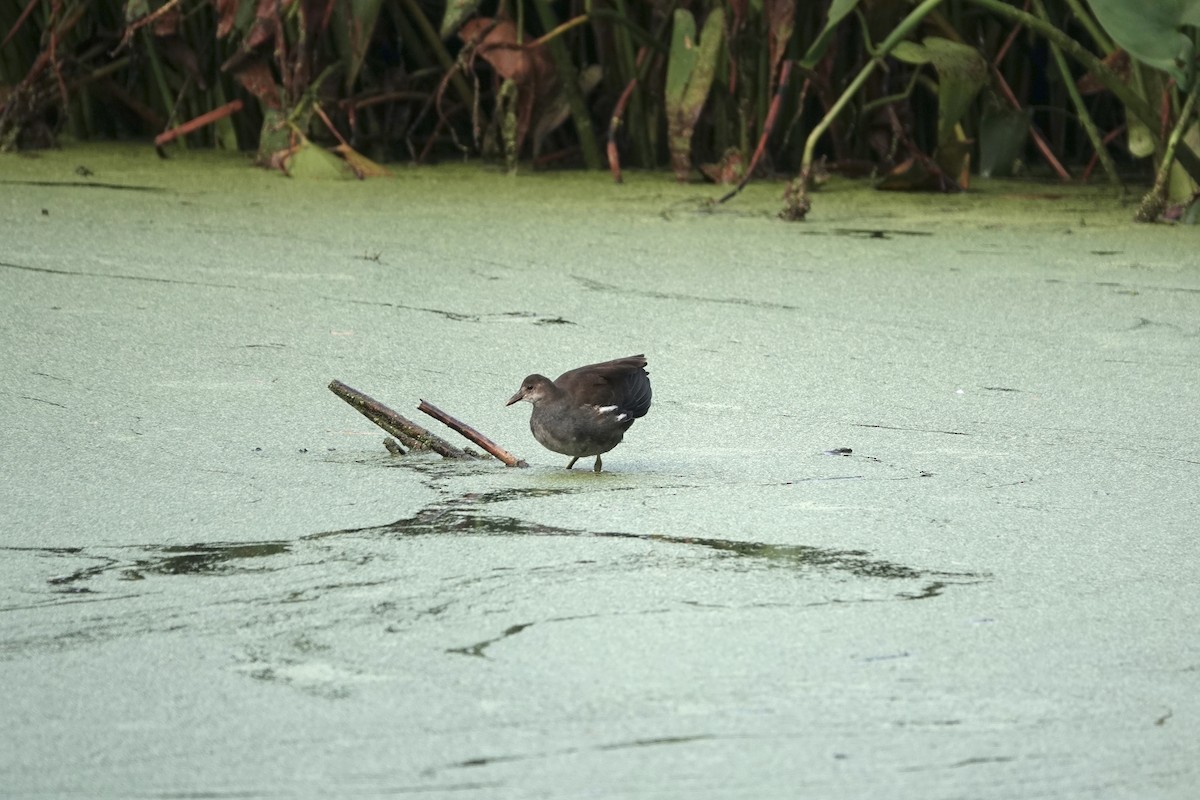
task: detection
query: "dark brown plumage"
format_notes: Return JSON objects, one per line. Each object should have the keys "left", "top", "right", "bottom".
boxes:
{"left": 506, "top": 355, "right": 652, "bottom": 472}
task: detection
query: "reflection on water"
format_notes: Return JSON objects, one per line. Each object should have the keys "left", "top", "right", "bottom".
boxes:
{"left": 127, "top": 542, "right": 291, "bottom": 579}
{"left": 447, "top": 733, "right": 717, "bottom": 769}
{"left": 41, "top": 542, "right": 291, "bottom": 588}
{"left": 1, "top": 481, "right": 986, "bottom": 681}
{"left": 21, "top": 486, "right": 984, "bottom": 597}
{"left": 374, "top": 487, "right": 981, "bottom": 586}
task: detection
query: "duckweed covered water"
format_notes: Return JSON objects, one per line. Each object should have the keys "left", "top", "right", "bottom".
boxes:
{"left": 2, "top": 146, "right": 1198, "bottom": 798}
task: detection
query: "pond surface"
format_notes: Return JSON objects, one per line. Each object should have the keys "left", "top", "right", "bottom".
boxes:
{"left": 2, "top": 146, "right": 1198, "bottom": 798}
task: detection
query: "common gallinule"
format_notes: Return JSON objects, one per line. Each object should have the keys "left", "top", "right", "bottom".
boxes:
{"left": 507, "top": 355, "right": 651, "bottom": 472}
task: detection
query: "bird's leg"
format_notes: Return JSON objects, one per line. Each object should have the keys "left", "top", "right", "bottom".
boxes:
{"left": 593, "top": 455, "right": 603, "bottom": 473}
{"left": 566, "top": 456, "right": 579, "bottom": 470}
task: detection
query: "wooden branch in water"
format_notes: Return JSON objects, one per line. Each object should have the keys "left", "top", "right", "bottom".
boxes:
{"left": 418, "top": 400, "right": 528, "bottom": 468}
{"left": 154, "top": 100, "right": 243, "bottom": 148}
{"left": 329, "top": 379, "right": 477, "bottom": 459}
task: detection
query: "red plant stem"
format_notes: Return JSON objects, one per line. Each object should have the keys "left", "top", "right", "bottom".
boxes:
{"left": 749, "top": 62, "right": 793, "bottom": 174}
{"left": 608, "top": 77, "right": 639, "bottom": 183}
{"left": 607, "top": 46, "right": 648, "bottom": 184}
{"left": 2, "top": 0, "right": 40, "bottom": 49}
{"left": 988, "top": 8, "right": 1070, "bottom": 180}
{"left": 605, "top": 137, "right": 623, "bottom": 183}
{"left": 48, "top": 1, "right": 70, "bottom": 111}
{"left": 96, "top": 76, "right": 166, "bottom": 129}
{"left": 117, "top": 0, "right": 184, "bottom": 47}
{"left": 717, "top": 61, "right": 798, "bottom": 204}
{"left": 990, "top": 65, "right": 1071, "bottom": 181}
{"left": 153, "top": 100, "right": 243, "bottom": 146}
{"left": 1081, "top": 124, "right": 1126, "bottom": 181}
{"left": 992, "top": 1, "right": 1029, "bottom": 64}
{"left": 313, "top": 102, "right": 349, "bottom": 148}
{"left": 418, "top": 115, "right": 448, "bottom": 163}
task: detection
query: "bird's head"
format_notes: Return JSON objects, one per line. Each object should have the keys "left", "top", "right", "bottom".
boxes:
{"left": 506, "top": 374, "right": 552, "bottom": 406}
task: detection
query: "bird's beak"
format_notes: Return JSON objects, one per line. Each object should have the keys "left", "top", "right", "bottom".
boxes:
{"left": 506, "top": 390, "right": 524, "bottom": 406}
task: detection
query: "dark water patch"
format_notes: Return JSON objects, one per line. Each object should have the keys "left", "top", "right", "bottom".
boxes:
{"left": 332, "top": 297, "right": 572, "bottom": 325}
{"left": 445, "top": 733, "right": 715, "bottom": 771}
{"left": 853, "top": 422, "right": 970, "bottom": 437}
{"left": 142, "top": 790, "right": 297, "bottom": 799}
{"left": 14, "top": 487, "right": 984, "bottom": 603}
{"left": 899, "top": 581, "right": 949, "bottom": 600}
{"left": 687, "top": 537, "right": 928, "bottom": 581}
{"left": 2, "top": 482, "right": 985, "bottom": 670}
{"left": 447, "top": 622, "right": 534, "bottom": 657}
{"left": 0, "top": 260, "right": 242, "bottom": 289}
{"left": 1046, "top": 277, "right": 1200, "bottom": 296}
{"left": 574, "top": 276, "right": 802, "bottom": 311}
{"left": 40, "top": 542, "right": 291, "bottom": 587}
{"left": 830, "top": 228, "right": 934, "bottom": 239}
{"left": 47, "top": 559, "right": 120, "bottom": 588}
{"left": 364, "top": 492, "right": 984, "bottom": 588}
{"left": 901, "top": 755, "right": 1017, "bottom": 772}
{"left": 782, "top": 474, "right": 865, "bottom": 483}
{"left": 1127, "top": 317, "right": 1197, "bottom": 336}
{"left": 0, "top": 179, "right": 167, "bottom": 192}
{"left": 659, "top": 200, "right": 775, "bottom": 221}
{"left": 123, "top": 542, "right": 290, "bottom": 579}
{"left": 17, "top": 394, "right": 68, "bottom": 408}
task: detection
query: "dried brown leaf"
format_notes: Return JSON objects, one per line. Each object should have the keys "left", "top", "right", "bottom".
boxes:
{"left": 230, "top": 58, "right": 282, "bottom": 109}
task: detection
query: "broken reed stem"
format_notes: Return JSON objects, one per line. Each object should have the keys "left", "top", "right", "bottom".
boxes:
{"left": 608, "top": 71, "right": 639, "bottom": 183}
{"left": 718, "top": 61, "right": 795, "bottom": 205}
{"left": 153, "top": 99, "right": 243, "bottom": 147}
{"left": 328, "top": 379, "right": 475, "bottom": 459}
{"left": 418, "top": 400, "right": 528, "bottom": 468}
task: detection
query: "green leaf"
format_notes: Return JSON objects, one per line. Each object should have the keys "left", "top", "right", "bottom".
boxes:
{"left": 333, "top": 0, "right": 385, "bottom": 91}
{"left": 893, "top": 37, "right": 987, "bottom": 144}
{"left": 683, "top": 9, "right": 724, "bottom": 115}
{"left": 799, "top": 0, "right": 863, "bottom": 69}
{"left": 979, "top": 100, "right": 1030, "bottom": 177}
{"left": 440, "top": 0, "right": 482, "bottom": 39}
{"left": 923, "top": 38, "right": 988, "bottom": 143}
{"left": 288, "top": 137, "right": 354, "bottom": 179}
{"left": 765, "top": 0, "right": 796, "bottom": 76}
{"left": 665, "top": 9, "right": 699, "bottom": 113}
{"left": 665, "top": 8, "right": 725, "bottom": 181}
{"left": 891, "top": 36, "right": 987, "bottom": 182}
{"left": 891, "top": 40, "right": 931, "bottom": 65}
{"left": 1088, "top": 0, "right": 1200, "bottom": 88}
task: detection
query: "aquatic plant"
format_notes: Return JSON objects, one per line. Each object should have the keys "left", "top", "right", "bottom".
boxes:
{"left": 1, "top": 0, "right": 1196, "bottom": 219}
